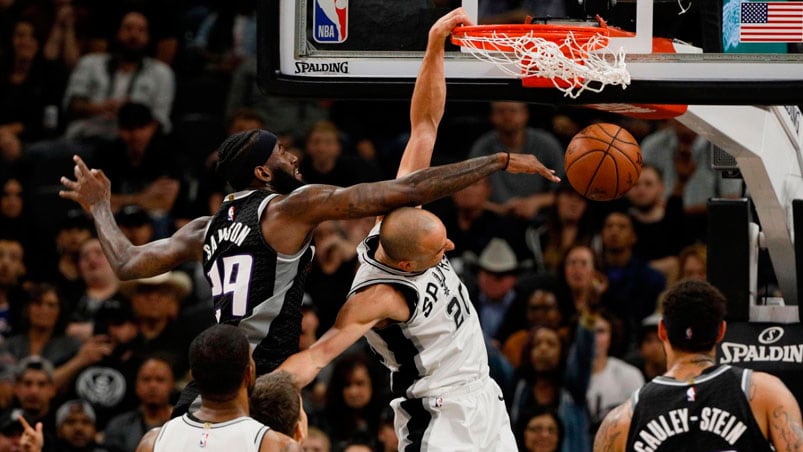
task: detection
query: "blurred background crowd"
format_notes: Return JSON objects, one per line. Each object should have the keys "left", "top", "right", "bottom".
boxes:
{"left": 0, "top": 0, "right": 747, "bottom": 451}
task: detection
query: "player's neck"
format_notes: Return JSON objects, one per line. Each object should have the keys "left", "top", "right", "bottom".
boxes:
{"left": 665, "top": 351, "right": 716, "bottom": 381}
{"left": 195, "top": 396, "right": 249, "bottom": 423}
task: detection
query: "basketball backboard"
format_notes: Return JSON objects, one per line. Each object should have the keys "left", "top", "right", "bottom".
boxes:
{"left": 257, "top": 0, "right": 803, "bottom": 104}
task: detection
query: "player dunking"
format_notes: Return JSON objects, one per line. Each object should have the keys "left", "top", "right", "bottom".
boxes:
{"left": 58, "top": 9, "right": 560, "bottom": 417}
{"left": 594, "top": 280, "right": 803, "bottom": 452}
{"left": 277, "top": 9, "right": 520, "bottom": 451}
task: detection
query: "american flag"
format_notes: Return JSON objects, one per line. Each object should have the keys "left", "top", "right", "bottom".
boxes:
{"left": 740, "top": 2, "right": 803, "bottom": 42}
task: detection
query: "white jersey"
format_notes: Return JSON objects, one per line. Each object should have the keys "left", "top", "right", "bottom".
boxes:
{"left": 153, "top": 414, "right": 269, "bottom": 452}
{"left": 349, "top": 224, "right": 490, "bottom": 399}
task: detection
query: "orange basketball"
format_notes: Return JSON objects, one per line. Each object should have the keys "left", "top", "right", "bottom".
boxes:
{"left": 564, "top": 123, "right": 642, "bottom": 201}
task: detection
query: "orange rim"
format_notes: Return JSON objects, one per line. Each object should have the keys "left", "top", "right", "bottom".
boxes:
{"left": 451, "top": 23, "right": 611, "bottom": 52}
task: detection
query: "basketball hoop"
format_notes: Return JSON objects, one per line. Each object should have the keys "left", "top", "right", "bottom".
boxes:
{"left": 450, "top": 19, "right": 630, "bottom": 98}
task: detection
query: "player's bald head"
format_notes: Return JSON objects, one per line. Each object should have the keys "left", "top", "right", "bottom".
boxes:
{"left": 380, "top": 207, "right": 442, "bottom": 262}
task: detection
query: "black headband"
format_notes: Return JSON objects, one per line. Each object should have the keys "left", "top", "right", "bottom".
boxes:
{"left": 226, "top": 130, "right": 277, "bottom": 189}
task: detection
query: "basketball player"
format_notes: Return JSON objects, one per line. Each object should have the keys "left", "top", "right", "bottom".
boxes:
{"left": 277, "top": 9, "right": 517, "bottom": 450}
{"left": 593, "top": 280, "right": 803, "bottom": 452}
{"left": 58, "top": 7, "right": 559, "bottom": 416}
{"left": 135, "top": 324, "right": 300, "bottom": 452}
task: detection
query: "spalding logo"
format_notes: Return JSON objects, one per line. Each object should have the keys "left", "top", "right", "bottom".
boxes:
{"left": 758, "top": 326, "right": 784, "bottom": 344}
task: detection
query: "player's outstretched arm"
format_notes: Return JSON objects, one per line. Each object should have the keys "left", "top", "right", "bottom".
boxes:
{"left": 277, "top": 284, "right": 409, "bottom": 388}
{"left": 60, "top": 155, "right": 207, "bottom": 279}
{"left": 753, "top": 371, "right": 803, "bottom": 451}
{"left": 593, "top": 399, "right": 632, "bottom": 452}
{"left": 397, "top": 7, "right": 472, "bottom": 179}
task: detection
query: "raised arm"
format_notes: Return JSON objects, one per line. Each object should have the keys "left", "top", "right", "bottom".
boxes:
{"left": 277, "top": 284, "right": 410, "bottom": 388}
{"left": 396, "top": 8, "right": 472, "bottom": 179}
{"left": 60, "top": 155, "right": 207, "bottom": 279}
{"left": 593, "top": 399, "right": 632, "bottom": 452}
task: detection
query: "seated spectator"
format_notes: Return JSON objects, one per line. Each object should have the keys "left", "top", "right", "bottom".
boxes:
{"left": 0, "top": 18, "right": 69, "bottom": 145}
{"left": 5, "top": 283, "right": 80, "bottom": 368}
{"left": 122, "top": 271, "right": 211, "bottom": 382}
{"left": 677, "top": 243, "right": 707, "bottom": 282}
{"left": 624, "top": 314, "right": 666, "bottom": 382}
{"left": 556, "top": 244, "right": 608, "bottom": 323}
{"left": 302, "top": 427, "right": 331, "bottom": 452}
{"left": 299, "top": 120, "right": 382, "bottom": 187}
{"left": 515, "top": 406, "right": 564, "bottom": 452}
{"left": 586, "top": 309, "right": 644, "bottom": 435}
{"left": 0, "top": 237, "right": 26, "bottom": 338}
{"left": 503, "top": 286, "right": 562, "bottom": 369}
{"left": 67, "top": 239, "right": 121, "bottom": 342}
{"left": 90, "top": 102, "right": 181, "bottom": 238}
{"left": 48, "top": 210, "right": 93, "bottom": 308}
{"left": 13, "top": 356, "right": 58, "bottom": 449}
{"left": 526, "top": 181, "right": 596, "bottom": 276}
{"left": 62, "top": 11, "right": 174, "bottom": 141}
{"left": 470, "top": 238, "right": 529, "bottom": 348}
{"left": 114, "top": 205, "right": 154, "bottom": 247}
{"left": 103, "top": 357, "right": 174, "bottom": 452}
{"left": 53, "top": 399, "right": 106, "bottom": 452}
{"left": 0, "top": 178, "right": 32, "bottom": 255}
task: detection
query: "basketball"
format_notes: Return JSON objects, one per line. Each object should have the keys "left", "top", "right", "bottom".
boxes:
{"left": 564, "top": 123, "right": 643, "bottom": 201}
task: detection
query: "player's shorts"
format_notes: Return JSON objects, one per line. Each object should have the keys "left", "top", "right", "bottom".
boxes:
{"left": 392, "top": 376, "right": 517, "bottom": 452}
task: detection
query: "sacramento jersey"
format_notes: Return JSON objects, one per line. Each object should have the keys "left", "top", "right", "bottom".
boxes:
{"left": 203, "top": 190, "right": 313, "bottom": 375}
{"left": 349, "top": 223, "right": 489, "bottom": 399}
{"left": 626, "top": 365, "right": 773, "bottom": 452}
{"left": 153, "top": 414, "right": 268, "bottom": 451}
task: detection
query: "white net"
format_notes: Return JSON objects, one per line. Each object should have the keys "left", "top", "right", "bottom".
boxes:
{"left": 452, "top": 30, "right": 631, "bottom": 98}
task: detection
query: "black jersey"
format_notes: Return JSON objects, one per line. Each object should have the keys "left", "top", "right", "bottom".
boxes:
{"left": 626, "top": 365, "right": 773, "bottom": 452}
{"left": 202, "top": 190, "right": 313, "bottom": 375}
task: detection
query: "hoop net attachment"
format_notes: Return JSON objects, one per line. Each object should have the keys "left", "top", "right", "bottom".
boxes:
{"left": 450, "top": 21, "right": 631, "bottom": 98}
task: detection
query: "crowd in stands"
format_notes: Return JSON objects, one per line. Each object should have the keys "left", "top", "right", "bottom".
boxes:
{"left": 0, "top": 1, "right": 744, "bottom": 451}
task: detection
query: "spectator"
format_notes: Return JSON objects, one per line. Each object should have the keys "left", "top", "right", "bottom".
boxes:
{"left": 526, "top": 181, "right": 596, "bottom": 276}
{"left": 599, "top": 212, "right": 666, "bottom": 352}
{"left": 0, "top": 237, "right": 26, "bottom": 338}
{"left": 640, "top": 119, "right": 741, "bottom": 242}
{"left": 677, "top": 243, "right": 707, "bottom": 281}
{"left": 67, "top": 238, "right": 121, "bottom": 342}
{"left": 13, "top": 356, "right": 58, "bottom": 450}
{"left": 375, "top": 407, "right": 397, "bottom": 452}
{"left": 299, "top": 120, "right": 381, "bottom": 187}
{"left": 503, "top": 286, "right": 562, "bottom": 369}
{"left": 121, "top": 271, "right": 212, "bottom": 381}
{"left": 0, "top": 407, "right": 40, "bottom": 452}
{"left": 62, "top": 11, "right": 174, "bottom": 140}
{"left": 90, "top": 102, "right": 181, "bottom": 238}
{"left": 471, "top": 238, "right": 528, "bottom": 348}
{"left": 0, "top": 178, "right": 32, "bottom": 262}
{"left": 321, "top": 353, "right": 387, "bottom": 450}
{"left": 5, "top": 283, "right": 80, "bottom": 369}
{"left": 586, "top": 309, "right": 644, "bottom": 434}
{"left": 302, "top": 427, "right": 331, "bottom": 452}
{"left": 0, "top": 18, "right": 69, "bottom": 145}
{"left": 53, "top": 399, "right": 106, "bottom": 452}
{"left": 468, "top": 101, "right": 565, "bottom": 220}
{"left": 626, "top": 164, "right": 690, "bottom": 282}
{"left": 114, "top": 205, "right": 154, "bottom": 247}
{"left": 69, "top": 299, "right": 140, "bottom": 432}
{"left": 556, "top": 244, "right": 608, "bottom": 323}
{"left": 48, "top": 210, "right": 93, "bottom": 308}
{"left": 509, "top": 320, "right": 595, "bottom": 452}
{"left": 624, "top": 314, "right": 666, "bottom": 382}
{"left": 515, "top": 406, "right": 564, "bottom": 452}
{"left": 103, "top": 357, "right": 174, "bottom": 452}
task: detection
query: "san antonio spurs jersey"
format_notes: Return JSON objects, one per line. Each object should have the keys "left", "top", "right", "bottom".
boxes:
{"left": 349, "top": 223, "right": 489, "bottom": 399}
{"left": 203, "top": 190, "right": 313, "bottom": 375}
{"left": 626, "top": 365, "right": 773, "bottom": 452}
{"left": 153, "top": 414, "right": 269, "bottom": 451}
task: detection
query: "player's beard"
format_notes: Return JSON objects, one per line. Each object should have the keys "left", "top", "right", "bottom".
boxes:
{"left": 272, "top": 167, "right": 305, "bottom": 194}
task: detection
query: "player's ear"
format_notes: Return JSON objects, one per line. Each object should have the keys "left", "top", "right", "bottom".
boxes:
{"left": 657, "top": 319, "right": 668, "bottom": 342}
{"left": 254, "top": 166, "right": 271, "bottom": 183}
{"left": 716, "top": 320, "right": 727, "bottom": 343}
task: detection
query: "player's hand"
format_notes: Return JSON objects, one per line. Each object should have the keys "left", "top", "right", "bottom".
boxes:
{"left": 431, "top": 7, "right": 473, "bottom": 43}
{"left": 504, "top": 152, "right": 561, "bottom": 182}
{"left": 59, "top": 155, "right": 112, "bottom": 213}
{"left": 18, "top": 415, "right": 43, "bottom": 452}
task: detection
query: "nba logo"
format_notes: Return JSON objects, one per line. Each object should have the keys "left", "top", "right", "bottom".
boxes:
{"left": 313, "top": 0, "right": 348, "bottom": 43}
